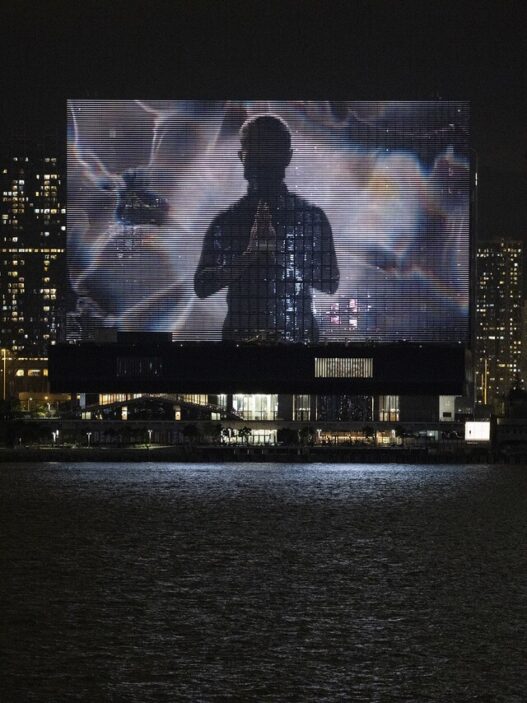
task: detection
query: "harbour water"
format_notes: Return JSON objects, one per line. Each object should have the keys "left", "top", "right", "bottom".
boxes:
{"left": 1, "top": 462, "right": 526, "bottom": 701}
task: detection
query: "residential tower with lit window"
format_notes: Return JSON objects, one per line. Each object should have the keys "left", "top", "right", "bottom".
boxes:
{"left": 0, "top": 153, "right": 66, "bottom": 402}
{"left": 475, "top": 239, "right": 523, "bottom": 413}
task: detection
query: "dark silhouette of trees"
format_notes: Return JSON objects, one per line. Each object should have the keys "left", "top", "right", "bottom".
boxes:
{"left": 182, "top": 423, "right": 201, "bottom": 444}
{"left": 238, "top": 426, "right": 252, "bottom": 444}
{"left": 277, "top": 427, "right": 299, "bottom": 445}
{"left": 299, "top": 425, "right": 316, "bottom": 445}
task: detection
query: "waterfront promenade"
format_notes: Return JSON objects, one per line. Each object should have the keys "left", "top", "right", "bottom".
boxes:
{"left": 0, "top": 442, "right": 502, "bottom": 464}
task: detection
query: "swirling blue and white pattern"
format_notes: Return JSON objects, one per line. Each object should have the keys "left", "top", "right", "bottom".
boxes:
{"left": 67, "top": 100, "right": 470, "bottom": 343}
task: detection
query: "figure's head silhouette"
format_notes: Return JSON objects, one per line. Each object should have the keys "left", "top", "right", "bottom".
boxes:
{"left": 238, "top": 114, "right": 293, "bottom": 184}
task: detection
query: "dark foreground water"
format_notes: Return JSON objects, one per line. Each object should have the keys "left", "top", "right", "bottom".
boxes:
{"left": 1, "top": 463, "right": 526, "bottom": 702}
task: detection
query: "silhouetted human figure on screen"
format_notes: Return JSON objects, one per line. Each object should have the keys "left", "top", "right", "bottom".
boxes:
{"left": 194, "top": 114, "right": 339, "bottom": 342}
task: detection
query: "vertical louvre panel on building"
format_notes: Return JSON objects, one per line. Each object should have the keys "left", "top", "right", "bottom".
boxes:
{"left": 314, "top": 357, "right": 373, "bottom": 378}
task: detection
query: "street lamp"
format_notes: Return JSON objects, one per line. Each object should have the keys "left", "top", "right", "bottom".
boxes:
{"left": 147, "top": 429, "right": 153, "bottom": 447}
{"left": 86, "top": 431, "right": 92, "bottom": 447}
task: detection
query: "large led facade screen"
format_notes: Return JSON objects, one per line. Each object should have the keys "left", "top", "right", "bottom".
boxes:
{"left": 67, "top": 101, "right": 470, "bottom": 344}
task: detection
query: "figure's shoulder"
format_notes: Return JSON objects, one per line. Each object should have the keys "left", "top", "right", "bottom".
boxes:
{"left": 207, "top": 196, "right": 250, "bottom": 230}
{"left": 287, "top": 191, "right": 329, "bottom": 223}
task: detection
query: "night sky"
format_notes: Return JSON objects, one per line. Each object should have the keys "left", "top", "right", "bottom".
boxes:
{"left": 1, "top": 0, "right": 526, "bottom": 241}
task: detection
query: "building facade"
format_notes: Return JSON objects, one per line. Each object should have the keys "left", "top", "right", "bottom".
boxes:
{"left": 1, "top": 153, "right": 67, "bottom": 404}
{"left": 1, "top": 154, "right": 66, "bottom": 356}
{"left": 475, "top": 239, "right": 523, "bottom": 413}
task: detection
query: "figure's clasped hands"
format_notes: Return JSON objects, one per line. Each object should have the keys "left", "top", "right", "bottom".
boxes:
{"left": 246, "top": 200, "right": 277, "bottom": 255}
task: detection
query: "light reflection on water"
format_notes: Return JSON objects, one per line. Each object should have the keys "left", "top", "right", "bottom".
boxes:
{"left": 1, "top": 462, "right": 526, "bottom": 702}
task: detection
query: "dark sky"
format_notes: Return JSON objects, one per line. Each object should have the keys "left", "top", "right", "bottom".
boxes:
{"left": 1, "top": 0, "right": 526, "bottom": 240}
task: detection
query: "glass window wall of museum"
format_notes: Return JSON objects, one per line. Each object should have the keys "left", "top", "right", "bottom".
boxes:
{"left": 378, "top": 395, "right": 400, "bottom": 422}
{"left": 293, "top": 394, "right": 311, "bottom": 421}
{"left": 232, "top": 394, "right": 278, "bottom": 421}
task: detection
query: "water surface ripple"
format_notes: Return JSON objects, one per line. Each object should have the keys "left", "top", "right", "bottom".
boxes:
{"left": 1, "top": 462, "right": 526, "bottom": 701}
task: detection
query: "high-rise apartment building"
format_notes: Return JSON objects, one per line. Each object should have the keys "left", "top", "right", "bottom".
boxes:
{"left": 1, "top": 154, "right": 66, "bottom": 356}
{"left": 475, "top": 239, "right": 523, "bottom": 413}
